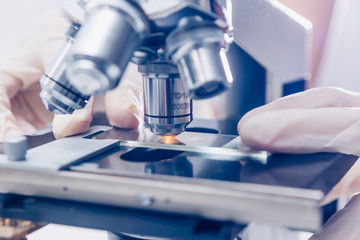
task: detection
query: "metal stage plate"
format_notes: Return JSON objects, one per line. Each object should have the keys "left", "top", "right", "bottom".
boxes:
{"left": 0, "top": 116, "right": 357, "bottom": 234}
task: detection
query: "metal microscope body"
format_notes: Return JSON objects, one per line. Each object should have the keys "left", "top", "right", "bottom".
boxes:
{"left": 40, "top": 0, "right": 233, "bottom": 136}
{"left": 40, "top": 0, "right": 311, "bottom": 135}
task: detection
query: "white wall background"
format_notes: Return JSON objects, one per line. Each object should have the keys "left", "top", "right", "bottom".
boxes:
{"left": 0, "top": 0, "right": 359, "bottom": 89}
{"left": 0, "top": 0, "right": 62, "bottom": 56}
{"left": 316, "top": 0, "right": 360, "bottom": 91}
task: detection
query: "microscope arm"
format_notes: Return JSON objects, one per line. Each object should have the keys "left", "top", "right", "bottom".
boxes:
{"left": 227, "top": 0, "right": 312, "bottom": 101}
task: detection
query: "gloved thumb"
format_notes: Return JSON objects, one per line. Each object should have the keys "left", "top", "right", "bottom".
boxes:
{"left": 52, "top": 97, "right": 94, "bottom": 139}
{"left": 52, "top": 63, "right": 142, "bottom": 139}
{"left": 104, "top": 63, "right": 143, "bottom": 129}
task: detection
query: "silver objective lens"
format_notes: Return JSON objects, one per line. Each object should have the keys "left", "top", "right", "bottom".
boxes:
{"left": 166, "top": 18, "right": 233, "bottom": 99}
{"left": 40, "top": 25, "right": 90, "bottom": 114}
{"left": 140, "top": 64, "right": 192, "bottom": 136}
{"left": 66, "top": 0, "right": 149, "bottom": 96}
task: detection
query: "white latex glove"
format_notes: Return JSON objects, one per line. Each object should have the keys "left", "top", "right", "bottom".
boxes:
{"left": 309, "top": 193, "right": 360, "bottom": 240}
{"left": 0, "top": 11, "right": 68, "bottom": 141}
{"left": 0, "top": 9, "right": 142, "bottom": 140}
{"left": 238, "top": 87, "right": 360, "bottom": 156}
{"left": 52, "top": 62, "right": 143, "bottom": 139}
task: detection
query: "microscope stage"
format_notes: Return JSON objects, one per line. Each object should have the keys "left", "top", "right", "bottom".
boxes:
{"left": 0, "top": 118, "right": 357, "bottom": 232}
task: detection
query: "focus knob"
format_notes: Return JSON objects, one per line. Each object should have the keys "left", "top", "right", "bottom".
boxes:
{"left": 3, "top": 136, "right": 27, "bottom": 161}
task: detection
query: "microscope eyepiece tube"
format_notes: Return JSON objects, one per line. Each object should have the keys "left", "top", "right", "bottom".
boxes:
{"left": 65, "top": 0, "right": 149, "bottom": 96}
{"left": 166, "top": 20, "right": 233, "bottom": 99}
{"left": 141, "top": 63, "right": 193, "bottom": 136}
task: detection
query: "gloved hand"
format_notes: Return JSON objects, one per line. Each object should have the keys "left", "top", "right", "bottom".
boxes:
{"left": 0, "top": 11, "right": 142, "bottom": 141}
{"left": 52, "top": 62, "right": 143, "bottom": 139}
{"left": 0, "top": 11, "right": 68, "bottom": 141}
{"left": 238, "top": 87, "right": 360, "bottom": 156}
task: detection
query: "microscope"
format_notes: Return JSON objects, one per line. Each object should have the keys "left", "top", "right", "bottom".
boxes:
{"left": 3, "top": 2, "right": 347, "bottom": 240}
{"left": 40, "top": 0, "right": 233, "bottom": 136}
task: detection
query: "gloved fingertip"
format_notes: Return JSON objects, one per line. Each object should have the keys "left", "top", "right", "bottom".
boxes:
{"left": 52, "top": 99, "right": 94, "bottom": 139}
{"left": 237, "top": 106, "right": 268, "bottom": 135}
{"left": 105, "top": 86, "right": 141, "bottom": 129}
{"left": 106, "top": 105, "right": 139, "bottom": 129}
{"left": 238, "top": 113, "right": 277, "bottom": 151}
{"left": 237, "top": 118, "right": 243, "bottom": 136}
{"left": 52, "top": 115, "right": 92, "bottom": 139}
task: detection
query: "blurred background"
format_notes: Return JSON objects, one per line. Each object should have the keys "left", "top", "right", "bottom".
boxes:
{"left": 0, "top": 0, "right": 359, "bottom": 91}
{"left": 0, "top": 0, "right": 62, "bottom": 55}
{"left": 280, "top": 0, "right": 360, "bottom": 91}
